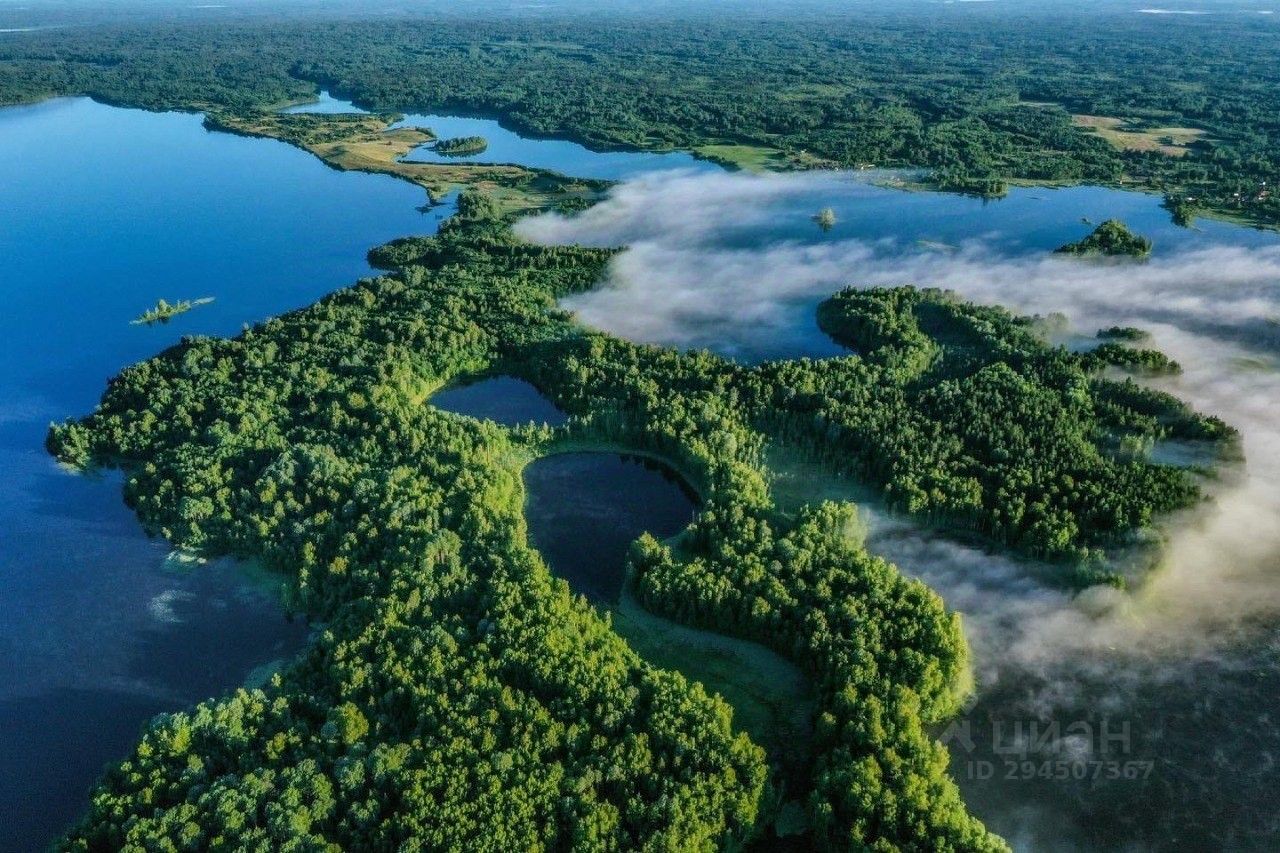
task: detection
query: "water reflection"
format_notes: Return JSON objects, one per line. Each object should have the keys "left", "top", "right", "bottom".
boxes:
{"left": 430, "top": 376, "right": 567, "bottom": 427}
{"left": 522, "top": 453, "right": 697, "bottom": 603}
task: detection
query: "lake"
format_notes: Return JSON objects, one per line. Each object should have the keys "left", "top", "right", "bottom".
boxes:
{"left": 5, "top": 89, "right": 1280, "bottom": 851}
{"left": 522, "top": 453, "right": 698, "bottom": 603}
{"left": 430, "top": 376, "right": 568, "bottom": 428}
{"left": 0, "top": 95, "right": 432, "bottom": 849}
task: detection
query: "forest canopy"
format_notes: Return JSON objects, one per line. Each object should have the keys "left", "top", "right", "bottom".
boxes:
{"left": 0, "top": 6, "right": 1277, "bottom": 226}
{"left": 47, "top": 193, "right": 1230, "bottom": 849}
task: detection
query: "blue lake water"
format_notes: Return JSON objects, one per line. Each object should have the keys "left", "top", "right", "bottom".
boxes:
{"left": 286, "top": 90, "right": 717, "bottom": 180}
{"left": 430, "top": 376, "right": 568, "bottom": 427}
{"left": 3, "top": 90, "right": 1280, "bottom": 852}
{"left": 0, "top": 96, "right": 435, "bottom": 850}
{"left": 522, "top": 453, "right": 698, "bottom": 603}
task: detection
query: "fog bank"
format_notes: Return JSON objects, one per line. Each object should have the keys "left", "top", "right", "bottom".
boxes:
{"left": 518, "top": 170, "right": 1280, "bottom": 848}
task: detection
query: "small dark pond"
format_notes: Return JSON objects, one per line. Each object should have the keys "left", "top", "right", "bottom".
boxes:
{"left": 429, "top": 376, "right": 568, "bottom": 427}
{"left": 522, "top": 453, "right": 698, "bottom": 603}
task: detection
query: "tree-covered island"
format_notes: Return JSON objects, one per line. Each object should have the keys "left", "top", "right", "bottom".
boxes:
{"left": 131, "top": 297, "right": 214, "bottom": 325}
{"left": 434, "top": 135, "right": 489, "bottom": 156}
{"left": 1055, "top": 219, "right": 1153, "bottom": 258}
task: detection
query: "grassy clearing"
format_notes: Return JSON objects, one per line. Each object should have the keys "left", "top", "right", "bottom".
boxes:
{"left": 611, "top": 586, "right": 814, "bottom": 782}
{"left": 765, "top": 440, "right": 875, "bottom": 523}
{"left": 694, "top": 143, "right": 834, "bottom": 173}
{"left": 1071, "top": 114, "right": 1208, "bottom": 157}
{"left": 694, "top": 144, "right": 785, "bottom": 172}
{"left": 520, "top": 434, "right": 815, "bottom": 783}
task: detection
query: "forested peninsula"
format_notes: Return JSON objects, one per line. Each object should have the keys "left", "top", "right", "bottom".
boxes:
{"left": 47, "top": 183, "right": 1230, "bottom": 848}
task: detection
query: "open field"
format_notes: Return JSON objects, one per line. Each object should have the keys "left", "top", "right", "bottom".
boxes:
{"left": 1072, "top": 114, "right": 1208, "bottom": 157}
{"left": 610, "top": 587, "right": 814, "bottom": 784}
{"left": 764, "top": 441, "right": 875, "bottom": 524}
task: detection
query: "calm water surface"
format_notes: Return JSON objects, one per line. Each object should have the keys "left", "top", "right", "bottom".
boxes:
{"left": 522, "top": 453, "right": 697, "bottom": 603}
{"left": 0, "top": 96, "right": 433, "bottom": 849}
{"left": 286, "top": 90, "right": 716, "bottom": 180}
{"left": 430, "top": 376, "right": 568, "bottom": 427}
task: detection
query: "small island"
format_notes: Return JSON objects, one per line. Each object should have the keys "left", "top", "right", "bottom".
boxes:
{"left": 813, "top": 206, "right": 837, "bottom": 231}
{"left": 433, "top": 135, "right": 488, "bottom": 156}
{"left": 131, "top": 297, "right": 214, "bottom": 326}
{"left": 1054, "top": 219, "right": 1152, "bottom": 258}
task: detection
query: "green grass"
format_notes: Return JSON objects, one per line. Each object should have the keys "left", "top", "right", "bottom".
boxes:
{"left": 611, "top": 587, "right": 814, "bottom": 778}
{"left": 694, "top": 144, "right": 790, "bottom": 173}
{"left": 765, "top": 441, "right": 875, "bottom": 524}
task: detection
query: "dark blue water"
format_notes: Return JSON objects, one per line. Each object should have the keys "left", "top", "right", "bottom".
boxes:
{"left": 430, "top": 376, "right": 568, "bottom": 427}
{"left": 522, "top": 453, "right": 698, "bottom": 603}
{"left": 0, "top": 96, "right": 434, "bottom": 850}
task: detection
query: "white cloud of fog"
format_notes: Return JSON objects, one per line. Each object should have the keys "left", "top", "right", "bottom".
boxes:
{"left": 517, "top": 169, "right": 1280, "bottom": 679}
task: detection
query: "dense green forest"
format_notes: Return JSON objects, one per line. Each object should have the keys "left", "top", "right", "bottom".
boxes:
{"left": 788, "top": 287, "right": 1225, "bottom": 582}
{"left": 48, "top": 190, "right": 1228, "bottom": 849}
{"left": 1055, "top": 219, "right": 1153, "bottom": 258}
{"left": 1, "top": 6, "right": 1278, "bottom": 225}
{"left": 11, "top": 4, "right": 1252, "bottom": 848}
{"left": 435, "top": 135, "right": 489, "bottom": 156}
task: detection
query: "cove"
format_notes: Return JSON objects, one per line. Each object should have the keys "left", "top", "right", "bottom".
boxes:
{"left": 285, "top": 90, "right": 719, "bottom": 181}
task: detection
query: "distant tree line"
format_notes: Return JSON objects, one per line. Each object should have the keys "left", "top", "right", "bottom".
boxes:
{"left": 2, "top": 9, "right": 1277, "bottom": 225}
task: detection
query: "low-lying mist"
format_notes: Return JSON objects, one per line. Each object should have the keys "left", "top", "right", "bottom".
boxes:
{"left": 517, "top": 169, "right": 1280, "bottom": 849}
